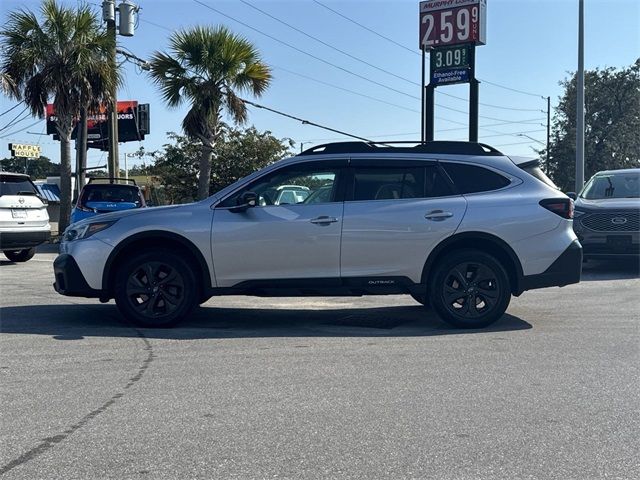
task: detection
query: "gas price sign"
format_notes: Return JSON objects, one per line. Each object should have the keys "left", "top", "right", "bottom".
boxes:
{"left": 431, "top": 44, "right": 471, "bottom": 70}
{"left": 419, "top": 0, "right": 486, "bottom": 49}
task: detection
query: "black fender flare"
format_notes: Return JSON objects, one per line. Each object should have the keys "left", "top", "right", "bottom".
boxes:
{"left": 102, "top": 230, "right": 212, "bottom": 295}
{"left": 421, "top": 231, "right": 525, "bottom": 295}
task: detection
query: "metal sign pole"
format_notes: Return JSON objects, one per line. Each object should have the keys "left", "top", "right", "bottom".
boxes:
{"left": 469, "top": 45, "right": 479, "bottom": 142}
{"left": 425, "top": 84, "right": 435, "bottom": 142}
{"left": 421, "top": 46, "right": 426, "bottom": 143}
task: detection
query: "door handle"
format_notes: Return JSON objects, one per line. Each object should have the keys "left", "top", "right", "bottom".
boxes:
{"left": 425, "top": 210, "right": 454, "bottom": 221}
{"left": 310, "top": 216, "right": 339, "bottom": 225}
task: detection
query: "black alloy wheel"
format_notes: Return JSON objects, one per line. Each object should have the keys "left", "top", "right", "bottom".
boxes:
{"left": 430, "top": 250, "right": 511, "bottom": 328}
{"left": 115, "top": 250, "right": 197, "bottom": 327}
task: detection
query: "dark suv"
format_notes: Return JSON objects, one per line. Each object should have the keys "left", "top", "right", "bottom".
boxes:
{"left": 570, "top": 168, "right": 640, "bottom": 260}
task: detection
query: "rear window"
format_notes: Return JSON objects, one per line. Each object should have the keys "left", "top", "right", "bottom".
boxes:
{"left": 0, "top": 176, "right": 37, "bottom": 196}
{"left": 442, "top": 163, "right": 510, "bottom": 194}
{"left": 79, "top": 185, "right": 142, "bottom": 205}
{"left": 519, "top": 161, "right": 559, "bottom": 189}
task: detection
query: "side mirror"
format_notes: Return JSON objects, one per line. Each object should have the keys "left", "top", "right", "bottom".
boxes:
{"left": 566, "top": 192, "right": 577, "bottom": 200}
{"left": 230, "top": 191, "right": 258, "bottom": 213}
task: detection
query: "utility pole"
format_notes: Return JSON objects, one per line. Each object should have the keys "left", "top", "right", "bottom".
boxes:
{"left": 102, "top": 0, "right": 138, "bottom": 181}
{"left": 576, "top": 0, "right": 585, "bottom": 193}
{"left": 103, "top": 0, "right": 119, "bottom": 181}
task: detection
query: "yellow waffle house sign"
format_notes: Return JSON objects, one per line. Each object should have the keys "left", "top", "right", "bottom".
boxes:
{"left": 8, "top": 143, "right": 41, "bottom": 159}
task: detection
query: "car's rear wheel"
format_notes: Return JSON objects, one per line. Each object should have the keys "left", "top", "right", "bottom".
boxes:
{"left": 114, "top": 249, "right": 197, "bottom": 328}
{"left": 4, "top": 248, "right": 36, "bottom": 262}
{"left": 430, "top": 250, "right": 511, "bottom": 329}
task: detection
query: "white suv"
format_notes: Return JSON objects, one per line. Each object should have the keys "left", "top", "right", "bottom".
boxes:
{"left": 1, "top": 172, "right": 51, "bottom": 262}
{"left": 54, "top": 141, "right": 582, "bottom": 328}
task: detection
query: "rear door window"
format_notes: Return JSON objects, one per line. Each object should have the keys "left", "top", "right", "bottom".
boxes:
{"left": 349, "top": 165, "right": 453, "bottom": 201}
{"left": 442, "top": 163, "right": 510, "bottom": 194}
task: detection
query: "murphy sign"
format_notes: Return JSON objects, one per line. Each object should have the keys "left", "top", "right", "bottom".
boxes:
{"left": 8, "top": 143, "right": 41, "bottom": 159}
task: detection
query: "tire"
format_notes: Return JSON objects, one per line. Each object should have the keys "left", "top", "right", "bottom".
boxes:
{"left": 429, "top": 249, "right": 511, "bottom": 329}
{"left": 410, "top": 292, "right": 430, "bottom": 308}
{"left": 4, "top": 248, "right": 36, "bottom": 262}
{"left": 114, "top": 249, "right": 198, "bottom": 328}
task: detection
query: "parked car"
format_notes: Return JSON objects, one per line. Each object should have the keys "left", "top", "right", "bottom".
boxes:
{"left": 70, "top": 178, "right": 146, "bottom": 224}
{"left": 569, "top": 168, "right": 639, "bottom": 260}
{"left": 259, "top": 184, "right": 310, "bottom": 205}
{"left": 0, "top": 171, "right": 51, "bottom": 262}
{"left": 54, "top": 141, "right": 582, "bottom": 329}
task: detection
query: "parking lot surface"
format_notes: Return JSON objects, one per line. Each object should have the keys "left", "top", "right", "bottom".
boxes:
{"left": 1, "top": 248, "right": 639, "bottom": 479}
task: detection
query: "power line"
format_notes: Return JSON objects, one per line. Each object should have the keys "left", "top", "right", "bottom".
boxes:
{"left": 145, "top": 5, "right": 545, "bottom": 128}
{"left": 241, "top": 0, "right": 541, "bottom": 114}
{"left": 239, "top": 0, "right": 417, "bottom": 88}
{"left": 131, "top": 16, "right": 549, "bottom": 145}
{"left": 0, "top": 119, "right": 43, "bottom": 139}
{"left": 480, "top": 79, "right": 546, "bottom": 99}
{"left": 312, "top": 0, "right": 546, "bottom": 100}
{"left": 192, "top": 0, "right": 418, "bottom": 101}
{"left": 0, "top": 106, "right": 29, "bottom": 132}
{"left": 312, "top": 0, "right": 416, "bottom": 56}
{"left": 272, "top": 65, "right": 420, "bottom": 114}
{"left": 194, "top": 0, "right": 544, "bottom": 125}
{"left": 239, "top": 97, "right": 372, "bottom": 141}
{"left": 0, "top": 103, "right": 23, "bottom": 117}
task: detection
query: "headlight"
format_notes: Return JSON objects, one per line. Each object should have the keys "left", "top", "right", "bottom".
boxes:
{"left": 63, "top": 221, "right": 117, "bottom": 242}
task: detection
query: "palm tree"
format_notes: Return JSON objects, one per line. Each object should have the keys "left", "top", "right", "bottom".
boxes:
{"left": 1, "top": 0, "right": 118, "bottom": 233}
{"left": 0, "top": 72, "right": 15, "bottom": 95}
{"left": 149, "top": 26, "right": 272, "bottom": 200}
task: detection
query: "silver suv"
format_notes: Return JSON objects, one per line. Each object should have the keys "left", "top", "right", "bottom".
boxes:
{"left": 53, "top": 141, "right": 582, "bottom": 328}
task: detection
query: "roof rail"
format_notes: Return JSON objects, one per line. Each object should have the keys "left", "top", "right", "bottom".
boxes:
{"left": 87, "top": 177, "right": 137, "bottom": 186}
{"left": 299, "top": 140, "right": 503, "bottom": 156}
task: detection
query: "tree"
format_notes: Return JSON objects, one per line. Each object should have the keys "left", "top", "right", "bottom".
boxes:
{"left": 148, "top": 25, "right": 272, "bottom": 200}
{"left": 147, "top": 127, "right": 292, "bottom": 204}
{"left": 1, "top": 0, "right": 118, "bottom": 232}
{"left": 546, "top": 60, "right": 640, "bottom": 191}
{"left": 211, "top": 126, "right": 294, "bottom": 193}
{"left": 0, "top": 155, "right": 59, "bottom": 178}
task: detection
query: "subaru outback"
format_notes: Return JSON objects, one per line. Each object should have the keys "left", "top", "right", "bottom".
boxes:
{"left": 53, "top": 141, "right": 582, "bottom": 329}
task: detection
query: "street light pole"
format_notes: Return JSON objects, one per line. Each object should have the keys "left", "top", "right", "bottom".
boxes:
{"left": 516, "top": 133, "right": 545, "bottom": 146}
{"left": 546, "top": 96, "right": 551, "bottom": 173}
{"left": 576, "top": 0, "right": 585, "bottom": 193}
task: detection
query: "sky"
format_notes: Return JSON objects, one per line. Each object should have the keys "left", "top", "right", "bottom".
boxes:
{"left": 1, "top": 0, "right": 638, "bottom": 173}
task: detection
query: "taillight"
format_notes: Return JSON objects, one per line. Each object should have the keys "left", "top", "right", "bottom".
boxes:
{"left": 539, "top": 198, "right": 574, "bottom": 219}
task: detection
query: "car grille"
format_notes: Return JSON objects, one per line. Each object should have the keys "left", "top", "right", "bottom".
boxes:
{"left": 580, "top": 211, "right": 640, "bottom": 232}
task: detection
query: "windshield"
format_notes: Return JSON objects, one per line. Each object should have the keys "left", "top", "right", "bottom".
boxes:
{"left": 580, "top": 171, "right": 640, "bottom": 199}
{"left": 0, "top": 175, "right": 37, "bottom": 196}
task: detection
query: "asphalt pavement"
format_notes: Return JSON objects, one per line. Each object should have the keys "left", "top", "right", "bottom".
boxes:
{"left": 1, "top": 248, "right": 638, "bottom": 480}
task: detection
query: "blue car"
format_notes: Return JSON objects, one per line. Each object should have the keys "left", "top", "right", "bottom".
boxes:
{"left": 71, "top": 178, "right": 146, "bottom": 224}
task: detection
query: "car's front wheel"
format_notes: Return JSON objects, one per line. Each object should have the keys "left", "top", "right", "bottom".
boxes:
{"left": 114, "top": 249, "right": 198, "bottom": 328}
{"left": 430, "top": 250, "right": 511, "bottom": 329}
{"left": 4, "top": 248, "right": 36, "bottom": 262}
